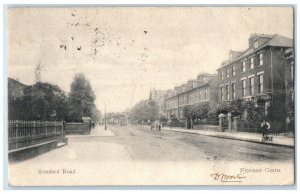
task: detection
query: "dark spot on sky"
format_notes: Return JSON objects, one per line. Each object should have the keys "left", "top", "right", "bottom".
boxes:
{"left": 95, "top": 28, "right": 98, "bottom": 31}
{"left": 144, "top": 30, "right": 147, "bottom": 34}
{"left": 71, "top": 13, "right": 75, "bottom": 16}
{"left": 60, "top": 45, "right": 66, "bottom": 50}
{"left": 71, "top": 37, "right": 74, "bottom": 40}
{"left": 77, "top": 46, "right": 81, "bottom": 51}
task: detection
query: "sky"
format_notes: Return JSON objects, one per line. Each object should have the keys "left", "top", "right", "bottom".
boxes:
{"left": 7, "top": 7, "right": 294, "bottom": 113}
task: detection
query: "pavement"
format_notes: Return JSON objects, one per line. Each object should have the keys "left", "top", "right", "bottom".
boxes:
{"left": 162, "top": 127, "right": 294, "bottom": 147}
{"left": 90, "top": 125, "right": 115, "bottom": 137}
{"left": 66, "top": 124, "right": 115, "bottom": 137}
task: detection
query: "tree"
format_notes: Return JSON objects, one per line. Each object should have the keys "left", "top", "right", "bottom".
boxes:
{"left": 207, "top": 98, "right": 265, "bottom": 122}
{"left": 183, "top": 105, "right": 193, "bottom": 129}
{"left": 67, "top": 73, "right": 97, "bottom": 122}
{"left": 129, "top": 99, "right": 159, "bottom": 124}
{"left": 229, "top": 98, "right": 245, "bottom": 118}
{"left": 159, "top": 114, "right": 168, "bottom": 123}
{"left": 9, "top": 82, "right": 68, "bottom": 121}
{"left": 194, "top": 103, "right": 211, "bottom": 120}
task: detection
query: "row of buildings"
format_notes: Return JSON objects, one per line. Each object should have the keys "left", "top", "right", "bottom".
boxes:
{"left": 150, "top": 34, "right": 294, "bottom": 132}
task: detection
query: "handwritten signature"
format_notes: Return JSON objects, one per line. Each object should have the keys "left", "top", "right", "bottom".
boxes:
{"left": 211, "top": 173, "right": 247, "bottom": 183}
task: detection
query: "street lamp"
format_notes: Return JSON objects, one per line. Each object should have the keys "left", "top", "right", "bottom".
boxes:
{"left": 104, "top": 100, "right": 107, "bottom": 130}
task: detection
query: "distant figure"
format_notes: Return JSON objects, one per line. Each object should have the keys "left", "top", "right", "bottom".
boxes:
{"left": 158, "top": 123, "right": 161, "bottom": 131}
{"left": 261, "top": 120, "right": 271, "bottom": 141}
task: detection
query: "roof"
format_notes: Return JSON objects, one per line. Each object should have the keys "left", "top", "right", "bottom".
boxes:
{"left": 165, "top": 82, "right": 210, "bottom": 100}
{"left": 267, "top": 34, "right": 293, "bottom": 47}
{"left": 217, "top": 34, "right": 294, "bottom": 70}
{"left": 8, "top": 77, "right": 27, "bottom": 88}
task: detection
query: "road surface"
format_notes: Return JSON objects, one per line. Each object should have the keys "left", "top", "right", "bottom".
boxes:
{"left": 8, "top": 125, "right": 294, "bottom": 186}
{"left": 93, "top": 125, "right": 294, "bottom": 162}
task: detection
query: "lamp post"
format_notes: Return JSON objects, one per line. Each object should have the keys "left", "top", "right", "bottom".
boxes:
{"left": 104, "top": 100, "right": 107, "bottom": 130}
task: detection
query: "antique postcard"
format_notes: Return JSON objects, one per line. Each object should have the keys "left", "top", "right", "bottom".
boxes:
{"left": 6, "top": 6, "right": 295, "bottom": 186}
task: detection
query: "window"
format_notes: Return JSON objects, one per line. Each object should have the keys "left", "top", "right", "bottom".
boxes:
{"left": 249, "top": 77, "right": 254, "bottom": 95}
{"left": 199, "top": 90, "right": 202, "bottom": 100}
{"left": 221, "top": 87, "right": 224, "bottom": 101}
{"left": 242, "top": 61, "right": 246, "bottom": 72}
{"left": 232, "top": 65, "right": 235, "bottom": 76}
{"left": 259, "top": 53, "right": 264, "bottom": 66}
{"left": 221, "top": 71, "right": 224, "bottom": 80}
{"left": 205, "top": 89, "right": 208, "bottom": 99}
{"left": 242, "top": 80, "right": 246, "bottom": 97}
{"left": 226, "top": 85, "right": 229, "bottom": 100}
{"left": 226, "top": 68, "right": 230, "bottom": 78}
{"left": 232, "top": 83, "right": 236, "bottom": 99}
{"left": 258, "top": 74, "right": 264, "bottom": 93}
{"left": 249, "top": 57, "right": 254, "bottom": 70}
{"left": 254, "top": 41, "right": 259, "bottom": 49}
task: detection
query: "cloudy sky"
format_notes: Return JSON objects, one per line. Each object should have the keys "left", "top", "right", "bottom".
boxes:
{"left": 8, "top": 7, "right": 293, "bottom": 112}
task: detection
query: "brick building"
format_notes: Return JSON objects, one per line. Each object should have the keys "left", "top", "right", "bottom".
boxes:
{"left": 164, "top": 73, "right": 218, "bottom": 121}
{"left": 284, "top": 47, "right": 295, "bottom": 132}
{"left": 8, "top": 78, "right": 28, "bottom": 120}
{"left": 217, "top": 34, "right": 293, "bottom": 132}
{"left": 8, "top": 77, "right": 28, "bottom": 100}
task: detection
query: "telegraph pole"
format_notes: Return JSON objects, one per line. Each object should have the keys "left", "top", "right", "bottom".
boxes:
{"left": 104, "top": 100, "right": 107, "bottom": 130}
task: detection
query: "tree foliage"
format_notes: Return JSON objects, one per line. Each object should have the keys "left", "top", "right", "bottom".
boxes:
{"left": 183, "top": 103, "right": 211, "bottom": 120}
{"left": 207, "top": 98, "right": 265, "bottom": 122}
{"left": 106, "top": 112, "right": 126, "bottom": 120}
{"left": 129, "top": 99, "right": 159, "bottom": 123}
{"left": 9, "top": 73, "right": 101, "bottom": 123}
{"left": 9, "top": 82, "right": 68, "bottom": 121}
{"left": 67, "top": 73, "right": 98, "bottom": 122}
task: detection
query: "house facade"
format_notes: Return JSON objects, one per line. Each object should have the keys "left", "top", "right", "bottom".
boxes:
{"left": 164, "top": 74, "right": 218, "bottom": 121}
{"left": 217, "top": 34, "right": 293, "bottom": 132}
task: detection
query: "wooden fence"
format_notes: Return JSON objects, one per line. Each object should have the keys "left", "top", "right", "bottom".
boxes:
{"left": 8, "top": 120, "right": 64, "bottom": 152}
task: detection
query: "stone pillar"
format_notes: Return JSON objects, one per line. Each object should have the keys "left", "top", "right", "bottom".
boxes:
{"left": 228, "top": 112, "right": 232, "bottom": 131}
{"left": 218, "top": 113, "right": 225, "bottom": 132}
{"left": 233, "top": 117, "right": 239, "bottom": 132}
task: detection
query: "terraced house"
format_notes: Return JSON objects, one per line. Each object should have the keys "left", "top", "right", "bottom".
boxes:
{"left": 164, "top": 73, "right": 218, "bottom": 121}
{"left": 217, "top": 34, "right": 294, "bottom": 132}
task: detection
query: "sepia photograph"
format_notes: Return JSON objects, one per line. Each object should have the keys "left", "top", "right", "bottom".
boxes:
{"left": 6, "top": 6, "right": 295, "bottom": 186}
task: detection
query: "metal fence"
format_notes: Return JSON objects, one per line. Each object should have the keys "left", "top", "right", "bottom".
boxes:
{"left": 196, "top": 120, "right": 219, "bottom": 126}
{"left": 235, "top": 120, "right": 261, "bottom": 133}
{"left": 8, "top": 120, "right": 64, "bottom": 152}
{"left": 65, "top": 122, "right": 91, "bottom": 135}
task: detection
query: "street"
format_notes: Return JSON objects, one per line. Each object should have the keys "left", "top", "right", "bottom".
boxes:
{"left": 8, "top": 125, "right": 294, "bottom": 186}
{"left": 98, "top": 125, "right": 294, "bottom": 162}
